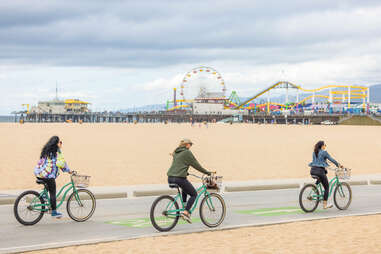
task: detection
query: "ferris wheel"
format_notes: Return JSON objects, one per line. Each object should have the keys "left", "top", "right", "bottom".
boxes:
{"left": 179, "top": 66, "right": 226, "bottom": 100}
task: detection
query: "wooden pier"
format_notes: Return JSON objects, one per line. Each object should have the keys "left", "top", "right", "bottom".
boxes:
{"left": 15, "top": 111, "right": 344, "bottom": 125}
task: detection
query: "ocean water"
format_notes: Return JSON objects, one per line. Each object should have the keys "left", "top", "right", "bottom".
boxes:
{"left": 0, "top": 115, "right": 16, "bottom": 122}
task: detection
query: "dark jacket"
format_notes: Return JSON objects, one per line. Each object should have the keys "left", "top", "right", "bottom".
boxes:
{"left": 167, "top": 147, "right": 210, "bottom": 178}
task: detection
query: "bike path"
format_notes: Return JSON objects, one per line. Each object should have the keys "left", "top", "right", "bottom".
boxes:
{"left": 1, "top": 185, "right": 381, "bottom": 253}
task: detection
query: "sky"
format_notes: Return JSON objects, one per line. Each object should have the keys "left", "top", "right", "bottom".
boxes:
{"left": 1, "top": 0, "right": 381, "bottom": 114}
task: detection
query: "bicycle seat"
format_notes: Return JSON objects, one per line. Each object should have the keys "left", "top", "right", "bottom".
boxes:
{"left": 311, "top": 175, "right": 320, "bottom": 180}
{"left": 36, "top": 179, "right": 45, "bottom": 185}
{"left": 169, "top": 183, "right": 180, "bottom": 189}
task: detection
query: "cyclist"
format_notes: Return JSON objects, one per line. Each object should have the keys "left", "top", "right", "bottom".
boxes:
{"left": 167, "top": 138, "right": 213, "bottom": 223}
{"left": 309, "top": 140, "right": 342, "bottom": 209}
{"left": 34, "top": 136, "right": 72, "bottom": 218}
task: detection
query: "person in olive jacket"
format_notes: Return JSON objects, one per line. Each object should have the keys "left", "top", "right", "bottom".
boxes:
{"left": 167, "top": 138, "right": 214, "bottom": 223}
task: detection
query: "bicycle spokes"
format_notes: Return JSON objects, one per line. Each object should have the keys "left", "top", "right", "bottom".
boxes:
{"left": 205, "top": 195, "right": 216, "bottom": 212}
{"left": 299, "top": 184, "right": 320, "bottom": 213}
{"left": 150, "top": 196, "right": 180, "bottom": 232}
{"left": 14, "top": 191, "right": 46, "bottom": 225}
{"left": 338, "top": 185, "right": 346, "bottom": 198}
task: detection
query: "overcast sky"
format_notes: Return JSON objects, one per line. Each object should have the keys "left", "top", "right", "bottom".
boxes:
{"left": 1, "top": 0, "right": 381, "bottom": 114}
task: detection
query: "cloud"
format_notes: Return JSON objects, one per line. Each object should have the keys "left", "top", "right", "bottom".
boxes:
{"left": 0, "top": 0, "right": 381, "bottom": 114}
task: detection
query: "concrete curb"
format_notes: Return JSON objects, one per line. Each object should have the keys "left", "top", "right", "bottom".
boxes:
{"left": 346, "top": 180, "right": 368, "bottom": 186}
{"left": 0, "top": 197, "right": 16, "bottom": 205}
{"left": 133, "top": 189, "right": 177, "bottom": 197}
{"left": 370, "top": 179, "right": 381, "bottom": 185}
{"left": 1, "top": 175, "right": 381, "bottom": 205}
{"left": 93, "top": 192, "right": 127, "bottom": 199}
{"left": 225, "top": 183, "right": 299, "bottom": 192}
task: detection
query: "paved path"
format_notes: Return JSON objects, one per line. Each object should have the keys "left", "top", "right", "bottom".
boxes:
{"left": 1, "top": 185, "right": 381, "bottom": 253}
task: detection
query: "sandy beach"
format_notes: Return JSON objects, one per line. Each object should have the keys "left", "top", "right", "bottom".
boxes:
{"left": 0, "top": 123, "right": 380, "bottom": 190}
{"left": 30, "top": 214, "right": 381, "bottom": 254}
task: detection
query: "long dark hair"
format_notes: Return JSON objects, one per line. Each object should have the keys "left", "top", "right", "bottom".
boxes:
{"left": 40, "top": 136, "right": 60, "bottom": 159}
{"left": 314, "top": 141, "right": 325, "bottom": 157}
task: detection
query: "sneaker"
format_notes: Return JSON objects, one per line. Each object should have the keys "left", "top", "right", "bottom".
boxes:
{"left": 181, "top": 212, "right": 192, "bottom": 224}
{"left": 323, "top": 203, "right": 333, "bottom": 209}
{"left": 51, "top": 210, "right": 63, "bottom": 219}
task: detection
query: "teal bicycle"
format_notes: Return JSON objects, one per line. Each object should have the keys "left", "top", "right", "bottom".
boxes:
{"left": 14, "top": 171, "right": 96, "bottom": 225}
{"left": 150, "top": 173, "right": 226, "bottom": 232}
{"left": 299, "top": 167, "right": 352, "bottom": 212}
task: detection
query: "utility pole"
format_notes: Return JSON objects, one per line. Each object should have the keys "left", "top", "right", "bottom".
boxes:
{"left": 56, "top": 81, "right": 59, "bottom": 100}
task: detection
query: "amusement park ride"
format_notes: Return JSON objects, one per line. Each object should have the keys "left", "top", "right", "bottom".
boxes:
{"left": 166, "top": 66, "right": 371, "bottom": 114}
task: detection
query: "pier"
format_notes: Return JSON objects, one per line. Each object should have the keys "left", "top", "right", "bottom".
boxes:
{"left": 14, "top": 111, "right": 344, "bottom": 125}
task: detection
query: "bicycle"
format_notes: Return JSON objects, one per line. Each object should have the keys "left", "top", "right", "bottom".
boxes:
{"left": 14, "top": 171, "right": 96, "bottom": 225}
{"left": 150, "top": 173, "right": 226, "bottom": 232}
{"left": 299, "top": 167, "right": 352, "bottom": 213}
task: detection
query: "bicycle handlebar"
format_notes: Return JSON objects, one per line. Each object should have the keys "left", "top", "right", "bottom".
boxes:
{"left": 188, "top": 173, "right": 203, "bottom": 179}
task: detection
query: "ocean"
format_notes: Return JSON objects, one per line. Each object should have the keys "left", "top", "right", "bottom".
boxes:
{"left": 0, "top": 115, "right": 16, "bottom": 122}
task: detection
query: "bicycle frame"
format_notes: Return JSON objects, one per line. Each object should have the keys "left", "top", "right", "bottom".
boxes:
{"left": 31, "top": 179, "right": 81, "bottom": 212}
{"left": 311, "top": 175, "right": 345, "bottom": 201}
{"left": 165, "top": 184, "right": 215, "bottom": 216}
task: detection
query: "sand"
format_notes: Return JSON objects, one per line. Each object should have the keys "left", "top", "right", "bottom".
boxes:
{"left": 0, "top": 123, "right": 380, "bottom": 190}
{"left": 30, "top": 214, "right": 381, "bottom": 254}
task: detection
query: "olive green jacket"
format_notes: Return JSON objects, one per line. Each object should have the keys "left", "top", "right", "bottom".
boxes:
{"left": 167, "top": 147, "right": 210, "bottom": 178}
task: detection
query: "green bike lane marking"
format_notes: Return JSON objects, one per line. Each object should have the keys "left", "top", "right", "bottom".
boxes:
{"left": 235, "top": 206, "right": 326, "bottom": 217}
{"left": 106, "top": 217, "right": 202, "bottom": 228}
{"left": 105, "top": 207, "right": 327, "bottom": 228}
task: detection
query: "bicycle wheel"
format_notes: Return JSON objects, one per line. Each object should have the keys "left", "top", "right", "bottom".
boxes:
{"left": 67, "top": 189, "right": 96, "bottom": 222}
{"left": 150, "top": 195, "right": 179, "bottom": 232}
{"left": 14, "top": 190, "right": 45, "bottom": 226}
{"left": 199, "top": 193, "right": 226, "bottom": 228}
{"left": 334, "top": 182, "right": 352, "bottom": 210}
{"left": 299, "top": 184, "right": 320, "bottom": 213}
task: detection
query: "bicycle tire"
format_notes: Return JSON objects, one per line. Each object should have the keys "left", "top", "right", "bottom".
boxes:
{"left": 199, "top": 193, "right": 226, "bottom": 228}
{"left": 150, "top": 195, "right": 179, "bottom": 232}
{"left": 334, "top": 182, "right": 352, "bottom": 210}
{"left": 299, "top": 184, "right": 320, "bottom": 213}
{"left": 14, "top": 190, "right": 45, "bottom": 226}
{"left": 67, "top": 189, "right": 96, "bottom": 222}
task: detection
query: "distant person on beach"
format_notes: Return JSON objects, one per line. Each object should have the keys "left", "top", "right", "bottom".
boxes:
{"left": 34, "top": 136, "right": 72, "bottom": 218}
{"left": 309, "top": 141, "right": 342, "bottom": 209}
{"left": 167, "top": 139, "right": 214, "bottom": 223}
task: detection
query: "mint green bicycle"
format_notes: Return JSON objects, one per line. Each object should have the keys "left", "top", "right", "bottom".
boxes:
{"left": 150, "top": 173, "right": 226, "bottom": 232}
{"left": 14, "top": 172, "right": 96, "bottom": 225}
{"left": 299, "top": 167, "right": 352, "bottom": 212}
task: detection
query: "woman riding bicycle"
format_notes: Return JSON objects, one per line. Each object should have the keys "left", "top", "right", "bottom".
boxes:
{"left": 167, "top": 138, "right": 213, "bottom": 223}
{"left": 34, "top": 136, "right": 72, "bottom": 218}
{"left": 309, "top": 140, "right": 342, "bottom": 209}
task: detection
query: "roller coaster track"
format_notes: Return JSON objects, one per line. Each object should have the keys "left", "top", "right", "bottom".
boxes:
{"left": 235, "top": 81, "right": 369, "bottom": 109}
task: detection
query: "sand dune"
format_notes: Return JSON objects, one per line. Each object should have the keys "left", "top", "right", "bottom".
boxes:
{"left": 0, "top": 123, "right": 380, "bottom": 190}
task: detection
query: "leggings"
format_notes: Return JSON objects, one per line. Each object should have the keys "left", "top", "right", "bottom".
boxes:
{"left": 37, "top": 178, "right": 57, "bottom": 210}
{"left": 310, "top": 167, "right": 329, "bottom": 201}
{"left": 168, "top": 176, "right": 197, "bottom": 213}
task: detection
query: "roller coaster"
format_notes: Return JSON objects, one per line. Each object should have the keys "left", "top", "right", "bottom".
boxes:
{"left": 166, "top": 66, "right": 370, "bottom": 113}
{"left": 226, "top": 81, "right": 370, "bottom": 113}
